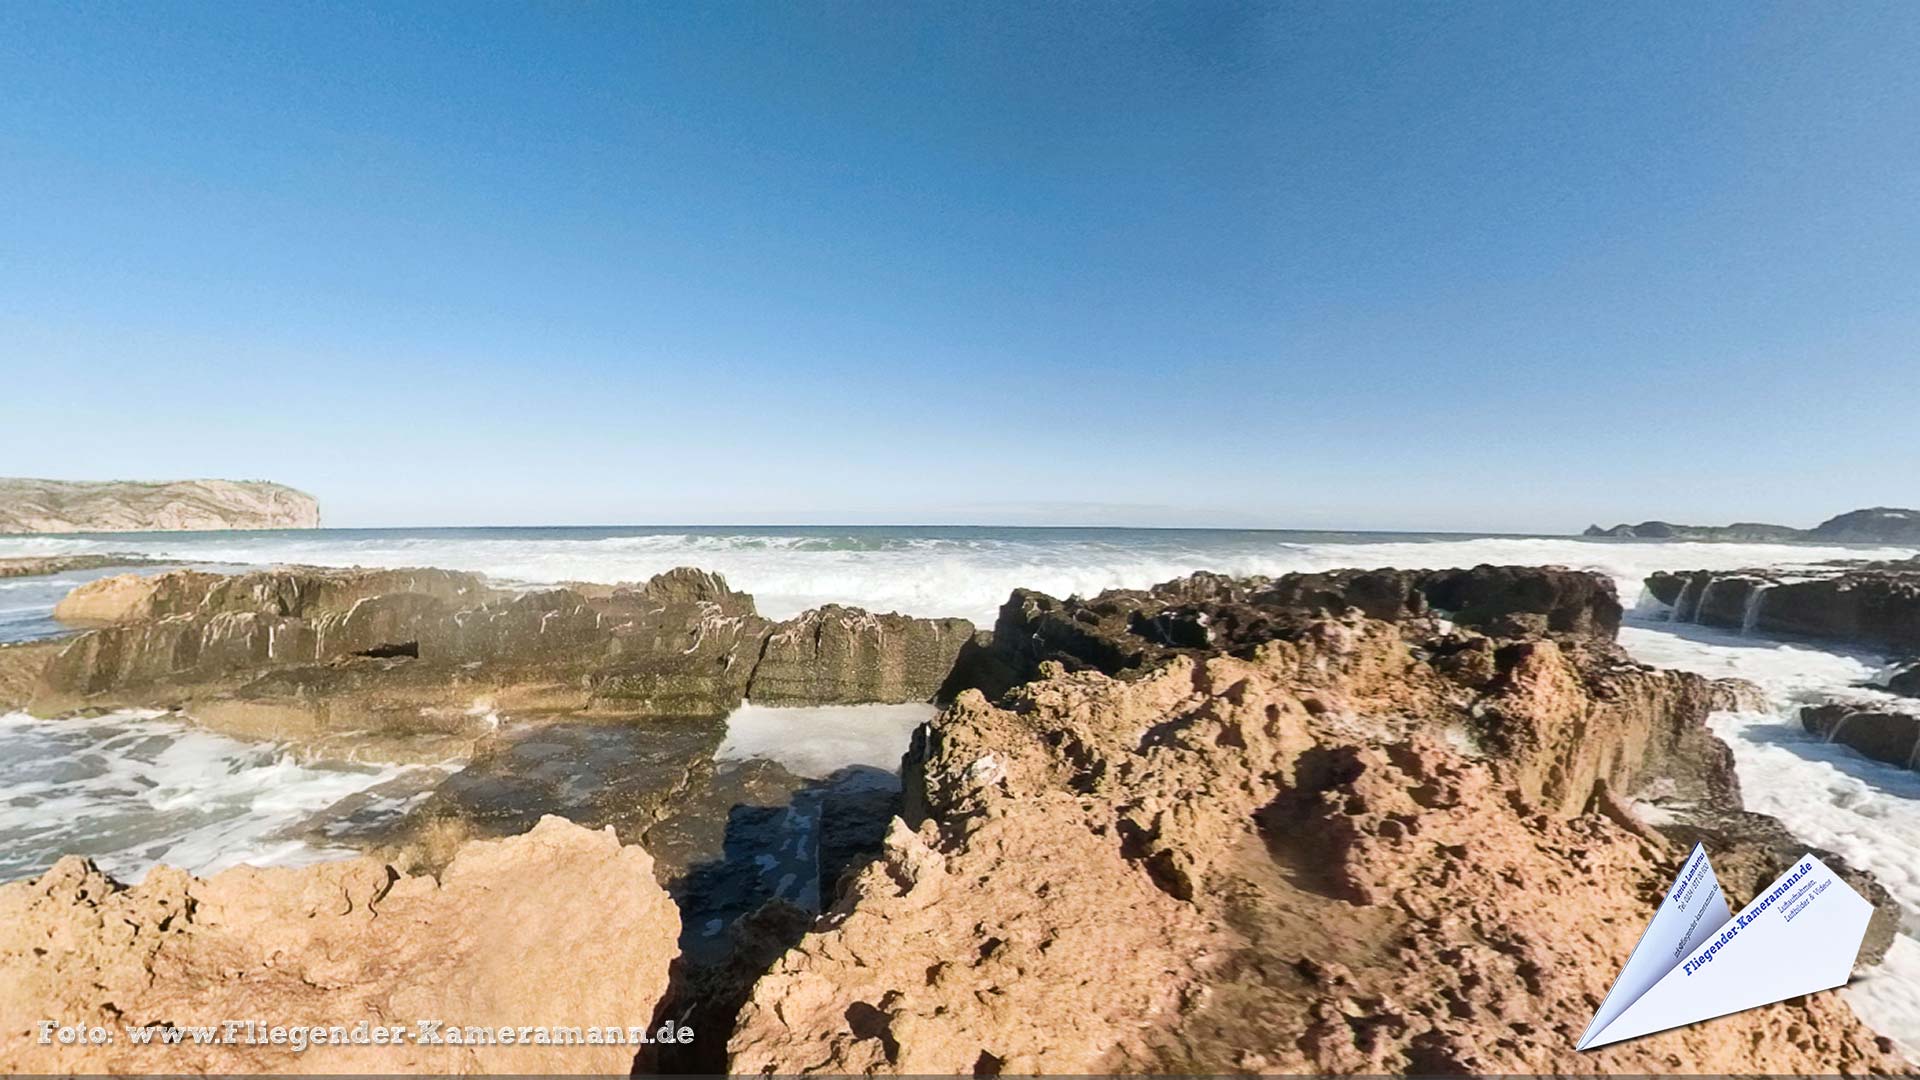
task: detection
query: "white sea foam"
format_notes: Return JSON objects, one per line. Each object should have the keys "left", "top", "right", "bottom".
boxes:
{"left": 1618, "top": 619, "right": 1887, "bottom": 704}
{"left": 716, "top": 702, "right": 936, "bottom": 779}
{"left": 1618, "top": 614, "right": 1920, "bottom": 1057}
{"left": 1, "top": 529, "right": 1909, "bottom": 624}
{"left": 0, "top": 710, "right": 430, "bottom": 884}
{"left": 5, "top": 528, "right": 1919, "bottom": 1049}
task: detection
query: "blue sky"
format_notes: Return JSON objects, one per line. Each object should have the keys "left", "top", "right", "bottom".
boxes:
{"left": 2, "top": 2, "right": 1916, "bottom": 532}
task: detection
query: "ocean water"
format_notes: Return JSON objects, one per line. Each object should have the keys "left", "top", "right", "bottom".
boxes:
{"left": 715, "top": 702, "right": 937, "bottom": 779}
{"left": 3, "top": 525, "right": 1919, "bottom": 1051}
{"left": 0, "top": 525, "right": 1911, "bottom": 625}
{"left": 0, "top": 709, "right": 431, "bottom": 883}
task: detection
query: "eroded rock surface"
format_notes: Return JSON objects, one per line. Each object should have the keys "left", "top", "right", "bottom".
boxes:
{"left": 951, "top": 565, "right": 1623, "bottom": 702}
{"left": 29, "top": 566, "right": 970, "bottom": 758}
{"left": 750, "top": 605, "right": 975, "bottom": 706}
{"left": 1803, "top": 702, "right": 1920, "bottom": 772}
{"left": 0, "top": 816, "right": 676, "bottom": 1075}
{"left": 728, "top": 573, "right": 1900, "bottom": 1075}
{"left": 1650, "top": 566, "right": 1920, "bottom": 651}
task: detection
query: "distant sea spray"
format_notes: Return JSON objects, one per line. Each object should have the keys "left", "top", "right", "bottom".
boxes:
{"left": 0, "top": 525, "right": 1913, "bottom": 625}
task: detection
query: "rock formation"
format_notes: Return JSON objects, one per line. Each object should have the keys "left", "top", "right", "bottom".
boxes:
{"left": 1889, "top": 661, "right": 1920, "bottom": 698}
{"left": 28, "top": 565, "right": 971, "bottom": 759}
{"left": 0, "top": 478, "right": 320, "bottom": 533}
{"left": 951, "top": 565, "right": 1623, "bottom": 701}
{"left": 1803, "top": 702, "right": 1920, "bottom": 772}
{"left": 749, "top": 605, "right": 976, "bottom": 706}
{"left": 1586, "top": 506, "right": 1920, "bottom": 543}
{"left": 727, "top": 573, "right": 1901, "bottom": 1075}
{"left": 0, "top": 554, "right": 161, "bottom": 579}
{"left": 1648, "top": 566, "right": 1920, "bottom": 652}
{"left": 0, "top": 816, "right": 677, "bottom": 1075}
{"left": 7, "top": 562, "right": 1908, "bottom": 1074}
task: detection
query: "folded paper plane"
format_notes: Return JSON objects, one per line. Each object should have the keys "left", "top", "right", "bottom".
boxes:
{"left": 1578, "top": 844, "right": 1873, "bottom": 1050}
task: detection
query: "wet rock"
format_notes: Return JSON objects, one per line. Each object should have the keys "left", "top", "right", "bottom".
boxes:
{"left": 1650, "top": 567, "right": 1920, "bottom": 650}
{"left": 749, "top": 605, "right": 974, "bottom": 706}
{"left": 1802, "top": 702, "right": 1920, "bottom": 772}
{"left": 0, "top": 816, "right": 677, "bottom": 1075}
{"left": 377, "top": 720, "right": 728, "bottom": 867}
{"left": 1884, "top": 660, "right": 1920, "bottom": 698}
{"left": 30, "top": 566, "right": 971, "bottom": 756}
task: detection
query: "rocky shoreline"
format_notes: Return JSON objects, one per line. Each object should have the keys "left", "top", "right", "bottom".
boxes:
{"left": 0, "top": 561, "right": 1907, "bottom": 1073}
{"left": 1648, "top": 562, "right": 1920, "bottom": 653}
{"left": 1643, "top": 558, "right": 1920, "bottom": 775}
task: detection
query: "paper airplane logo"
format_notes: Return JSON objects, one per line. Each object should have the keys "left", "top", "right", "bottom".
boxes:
{"left": 1578, "top": 844, "right": 1873, "bottom": 1049}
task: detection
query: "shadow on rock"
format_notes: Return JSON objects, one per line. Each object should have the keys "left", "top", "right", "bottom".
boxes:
{"left": 639, "top": 762, "right": 903, "bottom": 1075}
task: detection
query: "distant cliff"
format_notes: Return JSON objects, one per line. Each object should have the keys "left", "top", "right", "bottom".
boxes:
{"left": 0, "top": 478, "right": 320, "bottom": 534}
{"left": 1584, "top": 506, "right": 1920, "bottom": 543}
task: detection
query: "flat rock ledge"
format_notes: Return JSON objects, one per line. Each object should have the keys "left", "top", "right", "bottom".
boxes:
{"left": 1803, "top": 701, "right": 1920, "bottom": 772}
{"left": 22, "top": 565, "right": 973, "bottom": 759}
{"left": 1649, "top": 564, "right": 1920, "bottom": 652}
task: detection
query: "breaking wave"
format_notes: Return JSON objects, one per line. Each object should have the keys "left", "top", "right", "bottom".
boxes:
{"left": 1, "top": 527, "right": 1910, "bottom": 625}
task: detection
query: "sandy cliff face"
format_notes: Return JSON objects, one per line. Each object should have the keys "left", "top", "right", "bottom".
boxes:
{"left": 728, "top": 575, "right": 1903, "bottom": 1075}
{"left": 0, "top": 478, "right": 320, "bottom": 533}
{"left": 0, "top": 816, "right": 678, "bottom": 1074}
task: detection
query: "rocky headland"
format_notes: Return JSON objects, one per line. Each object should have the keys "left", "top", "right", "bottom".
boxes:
{"left": 1587, "top": 506, "right": 1920, "bottom": 543}
{"left": 0, "top": 477, "right": 320, "bottom": 533}
{"left": 0, "top": 562, "right": 1906, "bottom": 1074}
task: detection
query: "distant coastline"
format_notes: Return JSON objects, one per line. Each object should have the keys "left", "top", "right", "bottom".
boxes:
{"left": 0, "top": 478, "right": 319, "bottom": 535}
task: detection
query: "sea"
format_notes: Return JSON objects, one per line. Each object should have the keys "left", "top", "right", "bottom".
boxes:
{"left": 1, "top": 525, "right": 1916, "bottom": 1053}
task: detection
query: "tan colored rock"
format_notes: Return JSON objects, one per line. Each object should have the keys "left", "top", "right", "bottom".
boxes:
{"left": 53, "top": 570, "right": 215, "bottom": 625}
{"left": 0, "top": 816, "right": 678, "bottom": 1075}
{"left": 0, "top": 641, "right": 61, "bottom": 711}
{"left": 730, "top": 598, "right": 1902, "bottom": 1075}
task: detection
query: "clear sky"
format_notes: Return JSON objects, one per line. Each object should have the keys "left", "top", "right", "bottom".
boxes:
{"left": 2, "top": 2, "right": 1916, "bottom": 532}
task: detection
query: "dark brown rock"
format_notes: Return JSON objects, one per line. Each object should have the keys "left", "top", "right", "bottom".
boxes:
{"left": 1650, "top": 566, "right": 1920, "bottom": 649}
{"left": 748, "top": 605, "right": 974, "bottom": 706}
{"left": 1802, "top": 702, "right": 1920, "bottom": 771}
{"left": 955, "top": 564, "right": 1623, "bottom": 700}
{"left": 30, "top": 565, "right": 972, "bottom": 756}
